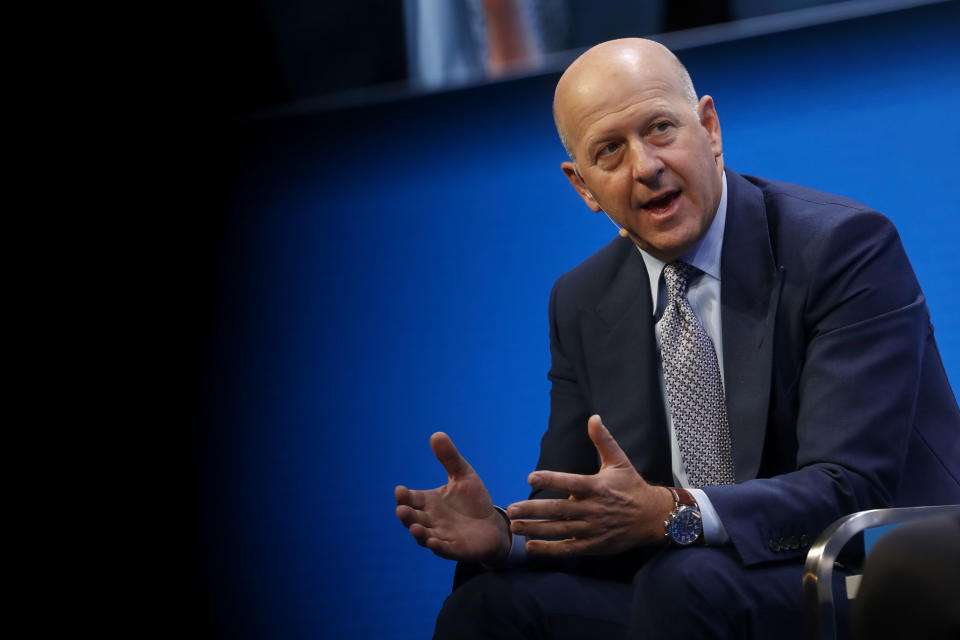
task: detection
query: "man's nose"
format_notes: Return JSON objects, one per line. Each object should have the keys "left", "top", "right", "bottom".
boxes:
{"left": 629, "top": 143, "right": 663, "bottom": 184}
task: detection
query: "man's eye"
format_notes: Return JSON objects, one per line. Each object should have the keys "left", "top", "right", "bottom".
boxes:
{"left": 598, "top": 142, "right": 619, "bottom": 156}
{"left": 653, "top": 121, "right": 672, "bottom": 133}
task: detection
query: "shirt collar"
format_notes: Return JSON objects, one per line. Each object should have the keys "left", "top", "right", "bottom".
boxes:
{"left": 638, "top": 171, "right": 727, "bottom": 313}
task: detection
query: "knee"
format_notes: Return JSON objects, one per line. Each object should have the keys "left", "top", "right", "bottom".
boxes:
{"left": 631, "top": 548, "right": 740, "bottom": 624}
{"left": 630, "top": 547, "right": 807, "bottom": 640}
{"left": 635, "top": 548, "right": 737, "bottom": 598}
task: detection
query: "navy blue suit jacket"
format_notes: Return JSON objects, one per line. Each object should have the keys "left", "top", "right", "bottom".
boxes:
{"left": 535, "top": 169, "right": 960, "bottom": 567}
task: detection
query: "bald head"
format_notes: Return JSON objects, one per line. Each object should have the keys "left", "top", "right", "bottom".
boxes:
{"left": 554, "top": 39, "right": 698, "bottom": 160}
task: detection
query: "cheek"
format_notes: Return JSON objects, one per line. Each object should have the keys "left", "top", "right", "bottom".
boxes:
{"left": 685, "top": 156, "right": 720, "bottom": 203}
{"left": 594, "top": 176, "right": 633, "bottom": 208}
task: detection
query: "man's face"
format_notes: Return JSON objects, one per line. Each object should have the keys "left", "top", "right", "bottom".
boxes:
{"left": 558, "top": 57, "right": 723, "bottom": 262}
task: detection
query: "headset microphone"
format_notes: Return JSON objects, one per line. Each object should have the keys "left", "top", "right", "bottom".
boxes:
{"left": 598, "top": 209, "right": 629, "bottom": 238}
{"left": 594, "top": 200, "right": 629, "bottom": 238}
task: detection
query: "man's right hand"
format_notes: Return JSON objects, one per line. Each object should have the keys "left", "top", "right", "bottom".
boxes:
{"left": 395, "top": 432, "right": 511, "bottom": 564}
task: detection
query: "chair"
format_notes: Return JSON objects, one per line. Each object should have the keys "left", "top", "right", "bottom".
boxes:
{"left": 802, "top": 504, "right": 960, "bottom": 640}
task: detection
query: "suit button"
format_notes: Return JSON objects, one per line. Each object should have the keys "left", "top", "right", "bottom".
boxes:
{"left": 800, "top": 534, "right": 809, "bottom": 547}
{"left": 768, "top": 539, "right": 780, "bottom": 552}
{"left": 787, "top": 536, "right": 799, "bottom": 550}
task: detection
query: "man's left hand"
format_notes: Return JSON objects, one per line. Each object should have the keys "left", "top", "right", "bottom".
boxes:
{"left": 506, "top": 414, "right": 675, "bottom": 557}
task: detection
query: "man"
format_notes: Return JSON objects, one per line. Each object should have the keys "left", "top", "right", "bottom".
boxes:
{"left": 395, "top": 38, "right": 960, "bottom": 639}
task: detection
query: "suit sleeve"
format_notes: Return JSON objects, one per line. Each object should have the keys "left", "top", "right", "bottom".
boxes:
{"left": 704, "top": 210, "right": 935, "bottom": 566}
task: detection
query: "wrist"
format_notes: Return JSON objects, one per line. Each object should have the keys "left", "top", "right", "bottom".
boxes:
{"left": 481, "top": 506, "right": 513, "bottom": 567}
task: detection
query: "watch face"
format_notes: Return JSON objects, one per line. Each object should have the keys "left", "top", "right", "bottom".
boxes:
{"left": 668, "top": 507, "right": 702, "bottom": 546}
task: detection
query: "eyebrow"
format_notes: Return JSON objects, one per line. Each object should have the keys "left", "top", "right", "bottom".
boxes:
{"left": 585, "top": 107, "right": 678, "bottom": 153}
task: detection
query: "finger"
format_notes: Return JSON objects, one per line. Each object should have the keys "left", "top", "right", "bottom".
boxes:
{"left": 395, "top": 485, "right": 426, "bottom": 509}
{"left": 429, "top": 432, "right": 475, "bottom": 480}
{"left": 587, "top": 414, "right": 631, "bottom": 468}
{"left": 511, "top": 518, "right": 591, "bottom": 539}
{"left": 506, "top": 498, "right": 590, "bottom": 521}
{"left": 396, "top": 505, "right": 432, "bottom": 529}
{"left": 408, "top": 522, "right": 431, "bottom": 546}
{"left": 525, "top": 469, "right": 595, "bottom": 496}
{"left": 424, "top": 537, "right": 455, "bottom": 559}
{"left": 525, "top": 537, "right": 595, "bottom": 557}
{"left": 410, "top": 526, "right": 456, "bottom": 561}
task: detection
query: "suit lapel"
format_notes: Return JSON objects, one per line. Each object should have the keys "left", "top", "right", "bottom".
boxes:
{"left": 721, "top": 170, "right": 783, "bottom": 482}
{"left": 580, "top": 240, "right": 672, "bottom": 485}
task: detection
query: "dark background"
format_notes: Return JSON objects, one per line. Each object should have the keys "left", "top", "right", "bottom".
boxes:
{"left": 172, "top": 2, "right": 960, "bottom": 638}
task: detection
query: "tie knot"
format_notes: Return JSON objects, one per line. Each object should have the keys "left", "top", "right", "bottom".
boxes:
{"left": 663, "top": 261, "right": 697, "bottom": 301}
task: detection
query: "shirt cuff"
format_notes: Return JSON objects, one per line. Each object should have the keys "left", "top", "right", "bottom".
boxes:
{"left": 689, "top": 488, "right": 730, "bottom": 545}
{"left": 505, "top": 533, "right": 528, "bottom": 565}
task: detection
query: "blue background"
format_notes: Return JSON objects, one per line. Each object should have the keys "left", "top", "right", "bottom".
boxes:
{"left": 194, "top": 3, "right": 960, "bottom": 637}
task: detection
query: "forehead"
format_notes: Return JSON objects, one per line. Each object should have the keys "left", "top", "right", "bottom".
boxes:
{"left": 562, "top": 69, "right": 689, "bottom": 149}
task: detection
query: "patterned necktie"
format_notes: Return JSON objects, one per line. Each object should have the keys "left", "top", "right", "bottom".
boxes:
{"left": 660, "top": 261, "right": 735, "bottom": 487}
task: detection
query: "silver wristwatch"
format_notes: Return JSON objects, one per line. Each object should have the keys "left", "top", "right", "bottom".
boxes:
{"left": 663, "top": 487, "right": 703, "bottom": 546}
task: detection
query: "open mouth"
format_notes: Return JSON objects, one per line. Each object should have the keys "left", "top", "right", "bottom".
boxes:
{"left": 641, "top": 190, "right": 680, "bottom": 214}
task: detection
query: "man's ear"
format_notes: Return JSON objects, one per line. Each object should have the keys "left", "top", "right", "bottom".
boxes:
{"left": 561, "top": 161, "right": 602, "bottom": 212}
{"left": 697, "top": 95, "right": 723, "bottom": 159}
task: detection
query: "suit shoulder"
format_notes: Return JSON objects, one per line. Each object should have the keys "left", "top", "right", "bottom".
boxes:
{"left": 740, "top": 173, "right": 898, "bottom": 242}
{"left": 736, "top": 174, "right": 918, "bottom": 318}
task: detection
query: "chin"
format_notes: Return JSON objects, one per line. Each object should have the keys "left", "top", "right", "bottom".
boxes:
{"left": 648, "top": 234, "right": 699, "bottom": 262}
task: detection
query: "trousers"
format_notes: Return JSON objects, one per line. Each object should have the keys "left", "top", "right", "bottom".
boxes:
{"left": 434, "top": 546, "right": 851, "bottom": 639}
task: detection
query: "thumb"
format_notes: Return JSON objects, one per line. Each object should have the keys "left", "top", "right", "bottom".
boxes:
{"left": 587, "top": 415, "right": 631, "bottom": 469}
{"left": 430, "top": 432, "right": 475, "bottom": 481}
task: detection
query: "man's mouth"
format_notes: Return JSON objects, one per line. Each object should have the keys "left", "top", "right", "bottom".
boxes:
{"left": 641, "top": 190, "right": 681, "bottom": 214}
